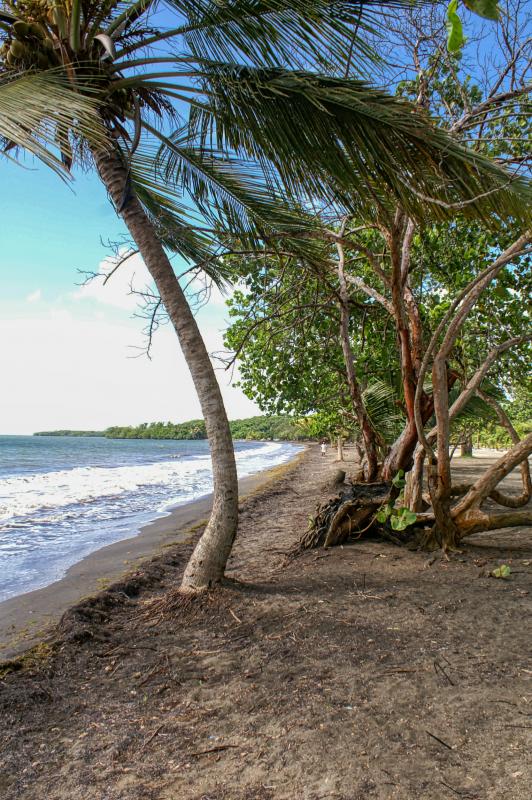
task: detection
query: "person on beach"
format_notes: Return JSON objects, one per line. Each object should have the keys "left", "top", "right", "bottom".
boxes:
{"left": 321, "top": 441, "right": 327, "bottom": 456}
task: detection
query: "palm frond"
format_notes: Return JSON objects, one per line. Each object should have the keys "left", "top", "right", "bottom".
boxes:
{"left": 362, "top": 379, "right": 404, "bottom": 443}
{"left": 164, "top": 0, "right": 392, "bottom": 73}
{"left": 128, "top": 143, "right": 233, "bottom": 285}
{"left": 189, "top": 64, "right": 532, "bottom": 223}
{"left": 0, "top": 70, "right": 106, "bottom": 177}
{"left": 448, "top": 382, "right": 504, "bottom": 428}
{"left": 150, "top": 123, "right": 317, "bottom": 245}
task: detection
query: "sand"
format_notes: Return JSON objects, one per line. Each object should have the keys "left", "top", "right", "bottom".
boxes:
{"left": 0, "top": 447, "right": 530, "bottom": 800}
{"left": 0, "top": 456, "right": 304, "bottom": 661}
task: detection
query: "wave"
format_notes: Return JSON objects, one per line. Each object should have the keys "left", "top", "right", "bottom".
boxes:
{"left": 0, "top": 441, "right": 287, "bottom": 525}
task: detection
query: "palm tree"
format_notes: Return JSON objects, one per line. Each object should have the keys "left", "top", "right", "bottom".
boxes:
{"left": 1, "top": 0, "right": 529, "bottom": 591}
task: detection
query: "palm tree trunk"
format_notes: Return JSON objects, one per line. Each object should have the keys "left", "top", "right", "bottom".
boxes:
{"left": 93, "top": 147, "right": 238, "bottom": 592}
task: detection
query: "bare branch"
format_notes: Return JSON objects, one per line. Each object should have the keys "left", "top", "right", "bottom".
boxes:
{"left": 475, "top": 389, "right": 531, "bottom": 508}
{"left": 452, "top": 432, "right": 532, "bottom": 517}
{"left": 344, "top": 274, "right": 394, "bottom": 315}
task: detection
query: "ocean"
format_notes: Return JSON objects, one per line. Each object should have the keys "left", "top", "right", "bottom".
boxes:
{"left": 0, "top": 435, "right": 302, "bottom": 602}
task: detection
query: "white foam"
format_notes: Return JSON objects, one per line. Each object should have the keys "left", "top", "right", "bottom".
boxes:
{"left": 0, "top": 441, "right": 288, "bottom": 525}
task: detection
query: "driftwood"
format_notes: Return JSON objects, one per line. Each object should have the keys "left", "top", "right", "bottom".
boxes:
{"left": 298, "top": 482, "right": 391, "bottom": 550}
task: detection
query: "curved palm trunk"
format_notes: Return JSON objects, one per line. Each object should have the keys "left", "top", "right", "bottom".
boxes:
{"left": 93, "top": 147, "right": 238, "bottom": 591}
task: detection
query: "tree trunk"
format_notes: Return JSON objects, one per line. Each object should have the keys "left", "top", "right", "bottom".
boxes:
{"left": 404, "top": 446, "right": 424, "bottom": 512}
{"left": 336, "top": 238, "right": 378, "bottom": 480}
{"left": 381, "top": 378, "right": 444, "bottom": 480}
{"left": 460, "top": 433, "right": 473, "bottom": 457}
{"left": 93, "top": 147, "right": 238, "bottom": 592}
{"left": 381, "top": 421, "right": 418, "bottom": 480}
{"left": 454, "top": 508, "right": 532, "bottom": 537}
{"left": 337, "top": 436, "right": 344, "bottom": 461}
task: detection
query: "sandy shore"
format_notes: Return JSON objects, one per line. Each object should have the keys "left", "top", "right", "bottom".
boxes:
{"left": 1, "top": 446, "right": 530, "bottom": 800}
{"left": 0, "top": 453, "right": 304, "bottom": 661}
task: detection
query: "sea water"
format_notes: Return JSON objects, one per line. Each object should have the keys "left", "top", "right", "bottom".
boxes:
{"left": 0, "top": 435, "right": 302, "bottom": 602}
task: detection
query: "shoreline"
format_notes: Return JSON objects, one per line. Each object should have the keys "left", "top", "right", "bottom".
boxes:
{"left": 0, "top": 449, "right": 306, "bottom": 661}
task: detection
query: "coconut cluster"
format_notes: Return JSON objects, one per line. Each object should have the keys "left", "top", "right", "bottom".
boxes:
{"left": 1, "top": 17, "right": 59, "bottom": 68}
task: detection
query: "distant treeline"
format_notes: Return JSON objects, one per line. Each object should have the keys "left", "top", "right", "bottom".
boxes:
{"left": 34, "top": 416, "right": 312, "bottom": 441}
{"left": 34, "top": 430, "right": 104, "bottom": 437}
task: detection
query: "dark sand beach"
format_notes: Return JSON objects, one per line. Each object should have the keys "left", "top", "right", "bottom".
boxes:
{"left": 0, "top": 446, "right": 530, "bottom": 800}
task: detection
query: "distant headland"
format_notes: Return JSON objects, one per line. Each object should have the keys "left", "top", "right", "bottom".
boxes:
{"left": 34, "top": 416, "right": 310, "bottom": 442}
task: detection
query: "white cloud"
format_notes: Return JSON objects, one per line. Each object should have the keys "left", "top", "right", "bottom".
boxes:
{"left": 72, "top": 250, "right": 154, "bottom": 311}
{"left": 0, "top": 301, "right": 259, "bottom": 435}
{"left": 26, "top": 289, "right": 41, "bottom": 303}
{"left": 2, "top": 249, "right": 260, "bottom": 434}
{"left": 73, "top": 251, "right": 234, "bottom": 313}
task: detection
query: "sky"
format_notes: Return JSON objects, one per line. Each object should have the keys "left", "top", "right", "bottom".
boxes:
{"left": 0, "top": 5, "right": 514, "bottom": 436}
{"left": 0, "top": 156, "right": 260, "bottom": 435}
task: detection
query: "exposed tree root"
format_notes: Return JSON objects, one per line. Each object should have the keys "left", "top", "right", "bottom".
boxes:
{"left": 138, "top": 587, "right": 226, "bottom": 626}
{"left": 295, "top": 482, "right": 391, "bottom": 551}
{"left": 299, "top": 475, "right": 532, "bottom": 554}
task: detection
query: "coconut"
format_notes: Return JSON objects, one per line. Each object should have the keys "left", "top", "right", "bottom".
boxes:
{"left": 12, "top": 21, "right": 30, "bottom": 38}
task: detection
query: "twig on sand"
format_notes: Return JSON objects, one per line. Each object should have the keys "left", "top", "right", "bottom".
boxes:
{"left": 440, "top": 780, "right": 464, "bottom": 796}
{"left": 426, "top": 730, "right": 455, "bottom": 750}
{"left": 190, "top": 744, "right": 239, "bottom": 757}
{"left": 374, "top": 667, "right": 421, "bottom": 677}
{"left": 229, "top": 608, "right": 242, "bottom": 624}
{"left": 140, "top": 724, "right": 165, "bottom": 751}
{"left": 138, "top": 665, "right": 166, "bottom": 687}
{"left": 434, "top": 660, "right": 455, "bottom": 686}
{"left": 440, "top": 779, "right": 477, "bottom": 797}
{"left": 502, "top": 724, "right": 532, "bottom": 729}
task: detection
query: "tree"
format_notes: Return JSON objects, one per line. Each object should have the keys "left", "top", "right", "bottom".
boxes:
{"left": 223, "top": 1, "right": 532, "bottom": 550}
{"left": 224, "top": 247, "right": 403, "bottom": 465}
{"left": 2, "top": 0, "right": 529, "bottom": 585}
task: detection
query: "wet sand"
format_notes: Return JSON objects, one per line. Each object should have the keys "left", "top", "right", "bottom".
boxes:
{"left": 0, "top": 456, "right": 304, "bottom": 660}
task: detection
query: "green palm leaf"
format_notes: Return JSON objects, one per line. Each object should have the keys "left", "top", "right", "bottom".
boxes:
{"left": 122, "top": 1, "right": 420, "bottom": 72}
{"left": 448, "top": 382, "right": 503, "bottom": 427}
{"left": 189, "top": 64, "right": 532, "bottom": 222}
{"left": 0, "top": 70, "right": 106, "bottom": 177}
{"left": 128, "top": 144, "right": 231, "bottom": 284}
{"left": 151, "top": 124, "right": 314, "bottom": 243}
{"left": 166, "top": 0, "right": 382, "bottom": 72}
{"left": 362, "top": 379, "right": 404, "bottom": 443}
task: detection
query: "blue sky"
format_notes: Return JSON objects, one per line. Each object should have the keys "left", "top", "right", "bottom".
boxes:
{"left": 0, "top": 157, "right": 260, "bottom": 434}
{"left": 2, "top": 160, "right": 121, "bottom": 300}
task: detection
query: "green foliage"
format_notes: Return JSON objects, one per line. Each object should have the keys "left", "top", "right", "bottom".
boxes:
{"left": 391, "top": 469, "right": 406, "bottom": 489}
{"left": 33, "top": 430, "right": 104, "bottom": 437}
{"left": 376, "top": 501, "right": 417, "bottom": 531}
{"left": 463, "top": 0, "right": 500, "bottom": 20}
{"left": 0, "top": 70, "right": 106, "bottom": 177}
{"left": 491, "top": 564, "right": 511, "bottom": 579}
{"left": 1, "top": 0, "right": 530, "bottom": 236}
{"left": 390, "top": 507, "right": 417, "bottom": 531}
{"left": 469, "top": 387, "right": 532, "bottom": 449}
{"left": 103, "top": 415, "right": 312, "bottom": 441}
{"left": 446, "top": 0, "right": 500, "bottom": 55}
{"left": 223, "top": 245, "right": 404, "bottom": 447}
{"left": 376, "top": 504, "right": 392, "bottom": 523}
{"left": 446, "top": 0, "right": 465, "bottom": 53}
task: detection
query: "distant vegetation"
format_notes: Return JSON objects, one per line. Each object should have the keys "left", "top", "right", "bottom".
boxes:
{"left": 33, "top": 396, "right": 531, "bottom": 448}
{"left": 34, "top": 430, "right": 104, "bottom": 437}
{"left": 34, "top": 416, "right": 311, "bottom": 442}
